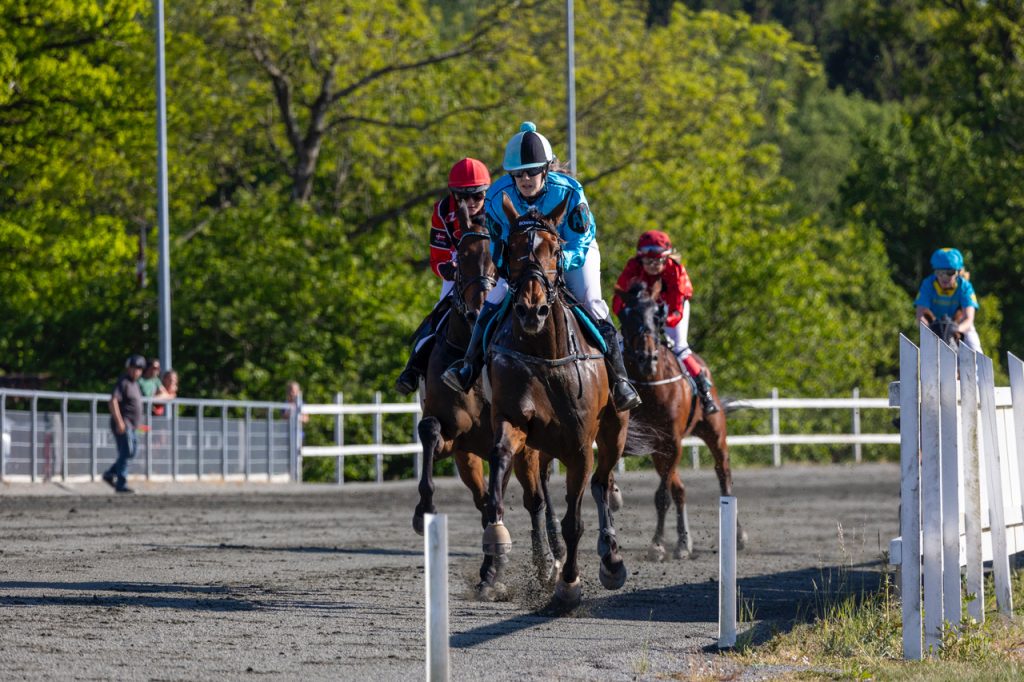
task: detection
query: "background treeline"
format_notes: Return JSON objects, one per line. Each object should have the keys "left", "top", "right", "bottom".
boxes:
{"left": 1, "top": 0, "right": 1019, "bottom": 418}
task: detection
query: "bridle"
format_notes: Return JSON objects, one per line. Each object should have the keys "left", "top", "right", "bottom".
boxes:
{"left": 451, "top": 229, "right": 497, "bottom": 319}
{"left": 507, "top": 216, "right": 563, "bottom": 306}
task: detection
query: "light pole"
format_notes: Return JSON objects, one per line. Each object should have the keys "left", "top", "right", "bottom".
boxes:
{"left": 566, "top": 0, "right": 577, "bottom": 176}
{"left": 154, "top": 0, "right": 172, "bottom": 370}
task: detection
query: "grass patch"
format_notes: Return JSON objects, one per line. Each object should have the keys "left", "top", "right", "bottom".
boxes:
{"left": 729, "top": 561, "right": 1024, "bottom": 681}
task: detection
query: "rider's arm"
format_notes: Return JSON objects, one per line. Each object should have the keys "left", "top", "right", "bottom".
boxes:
{"left": 915, "top": 306, "right": 931, "bottom": 323}
{"left": 957, "top": 306, "right": 976, "bottom": 333}
{"left": 662, "top": 261, "right": 689, "bottom": 327}
{"left": 558, "top": 186, "right": 596, "bottom": 272}
{"left": 429, "top": 202, "right": 455, "bottom": 280}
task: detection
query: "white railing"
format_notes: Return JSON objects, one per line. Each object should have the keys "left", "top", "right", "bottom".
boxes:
{"left": 299, "top": 389, "right": 898, "bottom": 484}
{"left": 888, "top": 324, "right": 1023, "bottom": 659}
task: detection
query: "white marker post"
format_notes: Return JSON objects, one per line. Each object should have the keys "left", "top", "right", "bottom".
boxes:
{"left": 424, "top": 514, "right": 450, "bottom": 681}
{"left": 718, "top": 496, "right": 737, "bottom": 648}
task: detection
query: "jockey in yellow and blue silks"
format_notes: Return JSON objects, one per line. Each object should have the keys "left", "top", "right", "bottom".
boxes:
{"left": 441, "top": 122, "right": 642, "bottom": 412}
{"left": 914, "top": 247, "right": 983, "bottom": 353}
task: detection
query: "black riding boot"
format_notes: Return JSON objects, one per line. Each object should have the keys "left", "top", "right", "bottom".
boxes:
{"left": 395, "top": 335, "right": 435, "bottom": 395}
{"left": 694, "top": 370, "right": 720, "bottom": 415}
{"left": 441, "top": 301, "right": 500, "bottom": 393}
{"left": 595, "top": 319, "right": 642, "bottom": 412}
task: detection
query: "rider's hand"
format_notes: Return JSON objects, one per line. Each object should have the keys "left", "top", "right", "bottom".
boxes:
{"left": 438, "top": 261, "right": 456, "bottom": 280}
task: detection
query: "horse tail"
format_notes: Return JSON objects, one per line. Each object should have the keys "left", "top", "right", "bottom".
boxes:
{"left": 622, "top": 419, "right": 665, "bottom": 457}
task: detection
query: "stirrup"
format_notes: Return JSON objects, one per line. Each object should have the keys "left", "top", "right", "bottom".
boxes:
{"left": 441, "top": 362, "right": 472, "bottom": 393}
{"left": 612, "top": 380, "right": 642, "bottom": 412}
{"left": 395, "top": 369, "right": 419, "bottom": 396}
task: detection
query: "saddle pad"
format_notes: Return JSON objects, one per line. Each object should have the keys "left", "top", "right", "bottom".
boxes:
{"left": 571, "top": 306, "right": 607, "bottom": 354}
{"left": 481, "top": 293, "right": 512, "bottom": 355}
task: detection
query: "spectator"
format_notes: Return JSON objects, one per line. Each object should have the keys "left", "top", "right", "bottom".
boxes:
{"left": 138, "top": 358, "right": 163, "bottom": 398}
{"left": 152, "top": 369, "right": 178, "bottom": 417}
{"left": 102, "top": 354, "right": 146, "bottom": 493}
{"left": 284, "top": 380, "right": 309, "bottom": 445}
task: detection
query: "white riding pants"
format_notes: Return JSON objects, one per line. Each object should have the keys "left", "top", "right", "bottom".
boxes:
{"left": 961, "top": 329, "right": 983, "bottom": 355}
{"left": 664, "top": 300, "right": 692, "bottom": 359}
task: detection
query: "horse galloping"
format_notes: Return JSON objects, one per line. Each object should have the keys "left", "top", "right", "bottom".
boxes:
{"left": 618, "top": 281, "right": 747, "bottom": 561}
{"left": 413, "top": 202, "right": 565, "bottom": 575}
{"left": 478, "top": 193, "right": 629, "bottom": 608}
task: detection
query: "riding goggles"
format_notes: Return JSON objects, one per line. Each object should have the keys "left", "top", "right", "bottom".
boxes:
{"left": 453, "top": 189, "right": 486, "bottom": 201}
{"left": 641, "top": 256, "right": 667, "bottom": 266}
{"left": 935, "top": 269, "right": 957, "bottom": 277}
{"left": 509, "top": 166, "right": 546, "bottom": 179}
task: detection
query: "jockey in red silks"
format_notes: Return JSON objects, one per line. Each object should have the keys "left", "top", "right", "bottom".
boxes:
{"left": 395, "top": 158, "right": 491, "bottom": 395}
{"left": 612, "top": 230, "right": 719, "bottom": 415}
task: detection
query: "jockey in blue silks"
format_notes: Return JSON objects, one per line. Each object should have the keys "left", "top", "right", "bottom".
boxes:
{"left": 914, "top": 247, "right": 983, "bottom": 353}
{"left": 441, "top": 122, "right": 642, "bottom": 412}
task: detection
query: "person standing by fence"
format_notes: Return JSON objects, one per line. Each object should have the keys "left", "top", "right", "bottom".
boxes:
{"left": 102, "top": 355, "right": 145, "bottom": 493}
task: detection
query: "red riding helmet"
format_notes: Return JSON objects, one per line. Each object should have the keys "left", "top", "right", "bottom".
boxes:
{"left": 448, "top": 158, "right": 491, "bottom": 193}
{"left": 636, "top": 230, "right": 673, "bottom": 256}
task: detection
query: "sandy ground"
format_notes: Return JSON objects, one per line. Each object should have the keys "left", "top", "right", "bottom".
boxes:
{"left": 0, "top": 463, "right": 900, "bottom": 681}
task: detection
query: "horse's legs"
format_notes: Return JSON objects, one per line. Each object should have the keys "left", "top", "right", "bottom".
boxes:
{"left": 591, "top": 411, "right": 629, "bottom": 590}
{"left": 555, "top": 451, "right": 590, "bottom": 607}
{"left": 539, "top": 454, "right": 566, "bottom": 562}
{"left": 514, "top": 448, "right": 558, "bottom": 586}
{"left": 665, "top": 448, "right": 692, "bottom": 560}
{"left": 647, "top": 448, "right": 675, "bottom": 561}
{"left": 413, "top": 417, "right": 443, "bottom": 535}
{"left": 477, "top": 420, "right": 524, "bottom": 599}
{"left": 453, "top": 451, "right": 487, "bottom": 529}
{"left": 693, "top": 416, "right": 747, "bottom": 550}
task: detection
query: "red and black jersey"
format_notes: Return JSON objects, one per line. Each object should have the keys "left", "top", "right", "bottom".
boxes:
{"left": 611, "top": 256, "right": 693, "bottom": 327}
{"left": 430, "top": 195, "right": 467, "bottom": 280}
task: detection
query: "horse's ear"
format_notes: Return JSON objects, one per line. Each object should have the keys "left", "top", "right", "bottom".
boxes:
{"left": 456, "top": 199, "right": 471, "bottom": 229}
{"left": 545, "top": 195, "right": 571, "bottom": 227}
{"left": 501, "top": 192, "right": 519, "bottom": 224}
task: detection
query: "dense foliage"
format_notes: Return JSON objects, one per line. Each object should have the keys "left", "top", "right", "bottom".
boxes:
{"left": 1, "top": 0, "right": 1018, "bottom": 416}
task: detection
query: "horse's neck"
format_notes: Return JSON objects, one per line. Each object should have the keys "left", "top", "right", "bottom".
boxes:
{"left": 445, "top": 310, "right": 472, "bottom": 346}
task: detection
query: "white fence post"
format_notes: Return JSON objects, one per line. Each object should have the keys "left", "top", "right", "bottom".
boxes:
{"left": 920, "top": 325, "right": 943, "bottom": 653}
{"left": 852, "top": 387, "right": 862, "bottom": 464}
{"left": 718, "top": 496, "right": 737, "bottom": 649}
{"left": 939, "top": 341, "right": 961, "bottom": 629}
{"left": 958, "top": 345, "right": 984, "bottom": 623}
{"left": 977, "top": 353, "right": 1014, "bottom": 616}
{"left": 374, "top": 391, "right": 383, "bottom": 484}
{"left": 771, "top": 388, "right": 781, "bottom": 467}
{"left": 424, "top": 514, "right": 450, "bottom": 681}
{"left": 335, "top": 392, "right": 345, "bottom": 486}
{"left": 899, "top": 333, "right": 922, "bottom": 660}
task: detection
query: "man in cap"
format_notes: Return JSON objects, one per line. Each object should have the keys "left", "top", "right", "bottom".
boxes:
{"left": 102, "top": 354, "right": 146, "bottom": 493}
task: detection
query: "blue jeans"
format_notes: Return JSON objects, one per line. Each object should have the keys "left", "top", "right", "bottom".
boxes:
{"left": 108, "top": 429, "right": 137, "bottom": 488}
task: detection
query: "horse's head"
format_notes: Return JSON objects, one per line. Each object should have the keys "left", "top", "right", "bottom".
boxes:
{"left": 617, "top": 281, "right": 665, "bottom": 377}
{"left": 452, "top": 200, "right": 496, "bottom": 324}
{"left": 502, "top": 193, "right": 567, "bottom": 335}
{"left": 921, "top": 309, "right": 963, "bottom": 348}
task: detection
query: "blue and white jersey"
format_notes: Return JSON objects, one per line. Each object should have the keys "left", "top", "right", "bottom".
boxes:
{"left": 484, "top": 171, "right": 596, "bottom": 272}
{"left": 914, "top": 275, "right": 979, "bottom": 318}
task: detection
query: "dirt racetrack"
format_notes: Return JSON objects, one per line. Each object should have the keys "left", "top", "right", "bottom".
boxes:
{"left": 0, "top": 463, "right": 899, "bottom": 681}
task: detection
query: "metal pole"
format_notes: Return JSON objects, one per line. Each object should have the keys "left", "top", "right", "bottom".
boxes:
{"left": 718, "top": 496, "right": 737, "bottom": 648}
{"left": 154, "top": 0, "right": 172, "bottom": 371}
{"left": 424, "top": 514, "right": 450, "bottom": 681}
{"left": 566, "top": 0, "right": 577, "bottom": 176}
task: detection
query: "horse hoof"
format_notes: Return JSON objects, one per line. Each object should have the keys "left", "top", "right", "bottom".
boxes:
{"left": 482, "top": 522, "right": 512, "bottom": 557}
{"left": 647, "top": 544, "right": 666, "bottom": 562}
{"left": 599, "top": 559, "right": 628, "bottom": 590}
{"left": 672, "top": 545, "right": 690, "bottom": 560}
{"left": 538, "top": 559, "right": 561, "bottom": 587}
{"left": 476, "top": 581, "right": 509, "bottom": 602}
{"left": 554, "top": 576, "right": 582, "bottom": 607}
{"left": 609, "top": 484, "right": 623, "bottom": 512}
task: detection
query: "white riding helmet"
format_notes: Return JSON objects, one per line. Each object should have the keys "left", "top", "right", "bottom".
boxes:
{"left": 502, "top": 121, "right": 554, "bottom": 172}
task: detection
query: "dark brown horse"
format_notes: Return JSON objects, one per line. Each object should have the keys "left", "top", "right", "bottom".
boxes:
{"left": 478, "top": 194, "right": 629, "bottom": 608}
{"left": 413, "top": 202, "right": 565, "bottom": 574}
{"left": 920, "top": 308, "right": 963, "bottom": 348}
{"left": 617, "top": 281, "right": 747, "bottom": 560}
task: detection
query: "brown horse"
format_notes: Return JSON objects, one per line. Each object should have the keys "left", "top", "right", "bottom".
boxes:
{"left": 919, "top": 308, "right": 963, "bottom": 349}
{"left": 478, "top": 194, "right": 629, "bottom": 608}
{"left": 413, "top": 202, "right": 565, "bottom": 571}
{"left": 617, "top": 281, "right": 747, "bottom": 560}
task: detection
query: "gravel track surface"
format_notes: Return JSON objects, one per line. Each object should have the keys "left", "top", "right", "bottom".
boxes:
{"left": 0, "top": 463, "right": 900, "bottom": 681}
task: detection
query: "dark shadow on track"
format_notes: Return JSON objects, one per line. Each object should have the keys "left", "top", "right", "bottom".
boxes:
{"left": 450, "top": 563, "right": 885, "bottom": 648}
{"left": 142, "top": 543, "right": 476, "bottom": 558}
{"left": 0, "top": 581, "right": 355, "bottom": 612}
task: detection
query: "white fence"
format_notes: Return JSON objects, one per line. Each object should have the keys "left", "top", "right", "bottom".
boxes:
{"left": 298, "top": 389, "right": 898, "bottom": 484}
{"left": 888, "top": 323, "right": 1024, "bottom": 659}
